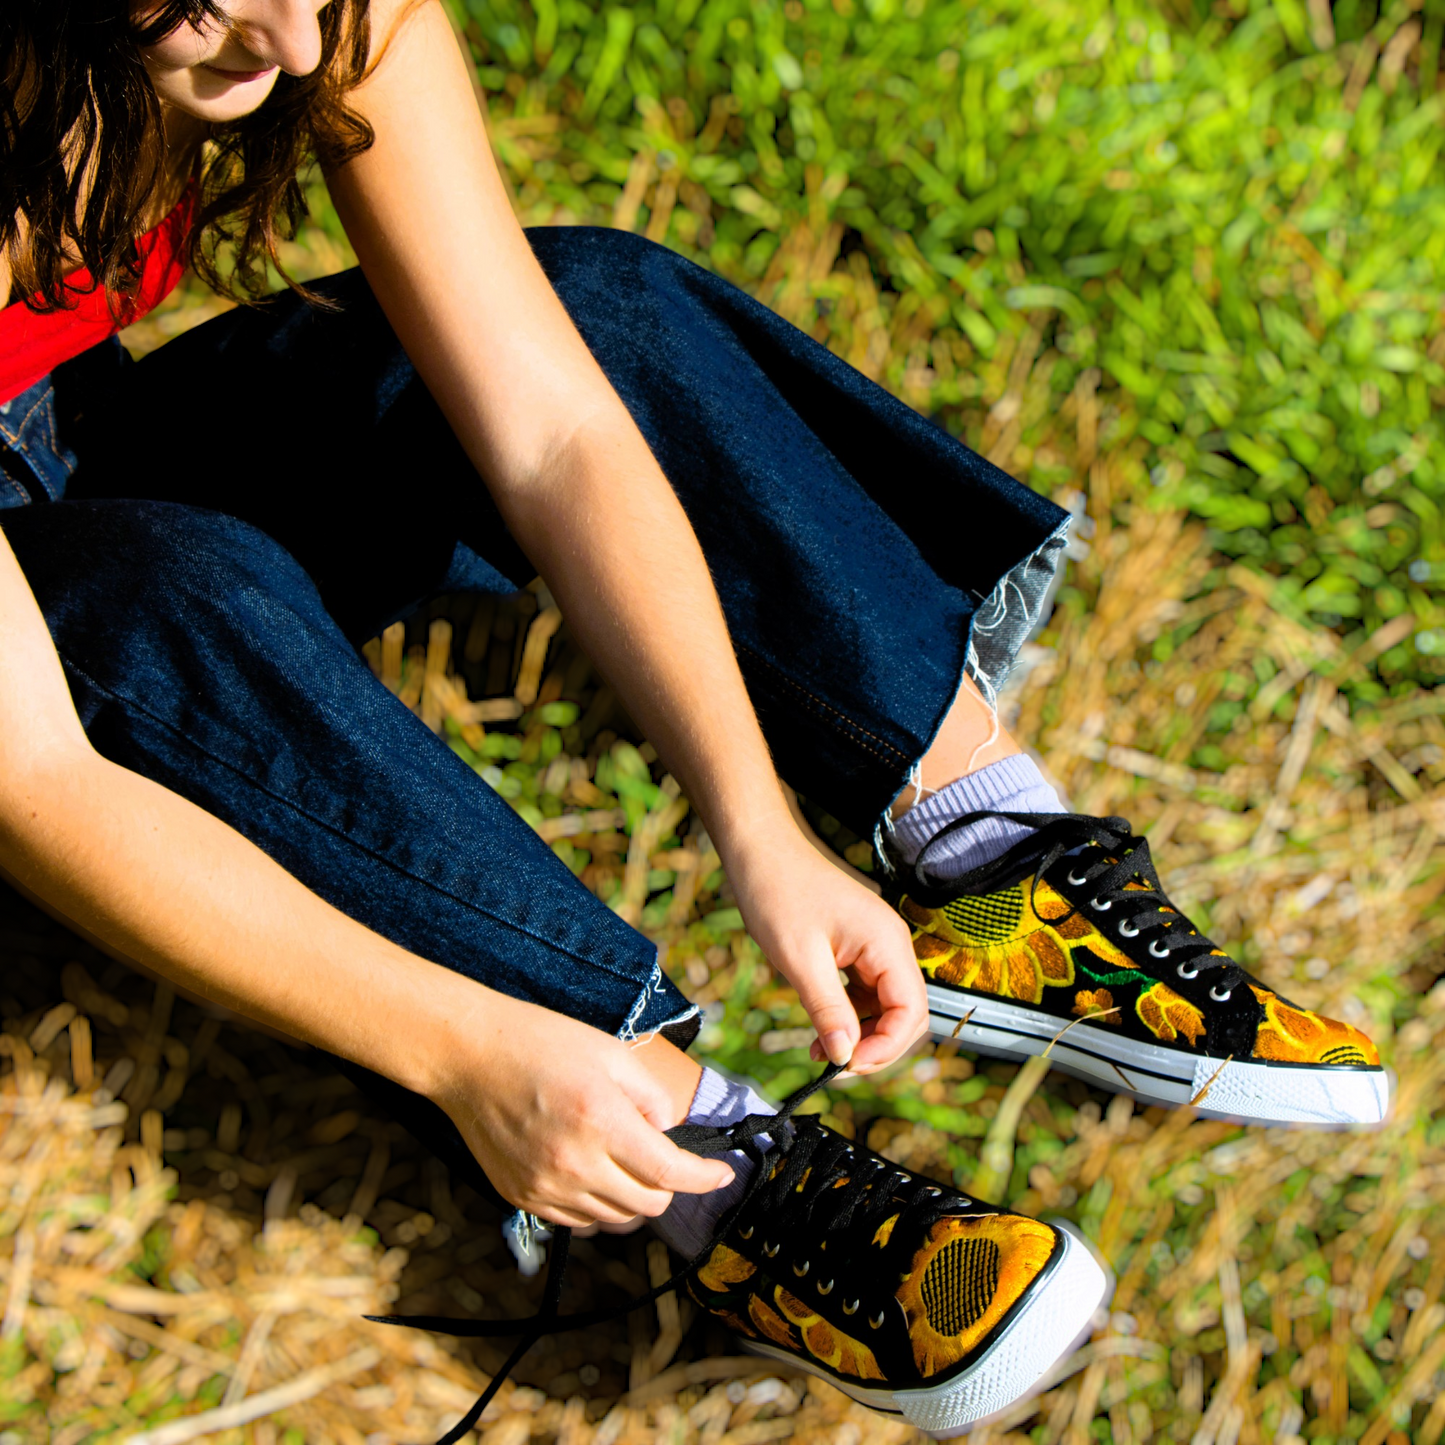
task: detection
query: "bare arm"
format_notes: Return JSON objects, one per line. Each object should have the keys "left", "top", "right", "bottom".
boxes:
{"left": 326, "top": 2, "right": 782, "bottom": 871}
{"left": 0, "top": 532, "right": 728, "bottom": 1222}
{"left": 327, "top": 0, "right": 925, "bottom": 1069}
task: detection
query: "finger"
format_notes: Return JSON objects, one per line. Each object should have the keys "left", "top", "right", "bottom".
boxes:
{"left": 529, "top": 1204, "right": 601, "bottom": 1229}
{"left": 849, "top": 1002, "right": 927, "bottom": 1069}
{"left": 525, "top": 1160, "right": 669, "bottom": 1228}
{"left": 786, "top": 935, "right": 860, "bottom": 1066}
{"left": 561, "top": 1176, "right": 667, "bottom": 1225}
{"left": 614, "top": 1054, "right": 689, "bottom": 1134}
{"left": 596, "top": 1214, "right": 648, "bottom": 1235}
{"left": 549, "top": 1145, "right": 680, "bottom": 1221}
{"left": 576, "top": 1192, "right": 662, "bottom": 1225}
{"left": 845, "top": 976, "right": 882, "bottom": 1017}
{"left": 847, "top": 941, "right": 929, "bottom": 1072}
{"left": 607, "top": 1066, "right": 737, "bottom": 1198}
{"left": 610, "top": 1115, "right": 737, "bottom": 1201}
{"left": 809, "top": 976, "right": 897, "bottom": 1062}
{"left": 813, "top": 980, "right": 874, "bottom": 1061}
{"left": 849, "top": 1001, "right": 927, "bottom": 1069}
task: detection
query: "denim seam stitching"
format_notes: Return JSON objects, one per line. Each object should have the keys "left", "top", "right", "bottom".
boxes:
{"left": 0, "top": 386, "right": 56, "bottom": 453}
{"left": 58, "top": 653, "right": 661, "bottom": 992}
{"left": 736, "top": 642, "right": 909, "bottom": 764}
{"left": 0, "top": 462, "right": 32, "bottom": 506}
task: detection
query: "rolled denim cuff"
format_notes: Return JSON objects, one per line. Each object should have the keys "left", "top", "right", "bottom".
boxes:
{"left": 964, "top": 515, "right": 1071, "bottom": 707}
{"left": 618, "top": 945, "right": 701, "bottom": 1049}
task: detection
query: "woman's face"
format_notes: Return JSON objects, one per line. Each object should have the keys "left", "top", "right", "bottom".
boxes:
{"left": 133, "top": 0, "right": 331, "bottom": 122}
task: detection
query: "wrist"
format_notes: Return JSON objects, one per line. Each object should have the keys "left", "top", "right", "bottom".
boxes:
{"left": 351, "top": 949, "right": 499, "bottom": 1107}
{"left": 713, "top": 817, "right": 818, "bottom": 905}
{"left": 698, "top": 780, "right": 795, "bottom": 867}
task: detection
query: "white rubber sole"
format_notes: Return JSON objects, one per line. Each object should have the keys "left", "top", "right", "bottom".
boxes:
{"left": 928, "top": 985, "right": 1390, "bottom": 1127}
{"left": 739, "top": 1226, "right": 1109, "bottom": 1436}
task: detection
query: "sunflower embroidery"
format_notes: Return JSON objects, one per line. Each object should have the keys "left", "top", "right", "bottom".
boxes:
{"left": 903, "top": 878, "right": 1135, "bottom": 1006}
{"left": 1072, "top": 987, "right": 1122, "bottom": 1026}
{"left": 747, "top": 1291, "right": 800, "bottom": 1350}
{"left": 774, "top": 1287, "right": 887, "bottom": 1380}
{"left": 895, "top": 1215, "right": 1056, "bottom": 1376}
{"left": 1136, "top": 982, "right": 1206, "bottom": 1046}
{"left": 696, "top": 1243, "right": 757, "bottom": 1293}
{"left": 1249, "top": 986, "right": 1379, "bottom": 1066}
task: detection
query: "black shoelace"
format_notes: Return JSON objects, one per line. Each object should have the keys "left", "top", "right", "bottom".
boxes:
{"left": 709, "top": 1114, "right": 971, "bottom": 1326}
{"left": 913, "top": 809, "right": 1238, "bottom": 990}
{"left": 368, "top": 1062, "right": 855, "bottom": 1445}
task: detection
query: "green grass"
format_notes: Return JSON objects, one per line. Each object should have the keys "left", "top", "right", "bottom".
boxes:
{"left": 427, "top": 0, "right": 1445, "bottom": 692}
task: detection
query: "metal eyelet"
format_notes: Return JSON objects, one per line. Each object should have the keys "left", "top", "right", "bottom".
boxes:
{"left": 1067, "top": 871, "right": 1089, "bottom": 886}
{"left": 869, "top": 1311, "right": 885, "bottom": 1329}
{"left": 1090, "top": 896, "right": 1112, "bottom": 912}
{"left": 842, "top": 1299, "right": 859, "bottom": 1315}
{"left": 1149, "top": 939, "right": 1170, "bottom": 959}
{"left": 926, "top": 1187, "right": 942, "bottom": 1196}
{"left": 763, "top": 1242, "right": 779, "bottom": 1258}
{"left": 1210, "top": 985, "right": 1233, "bottom": 1002}
{"left": 1176, "top": 962, "right": 1199, "bottom": 980}
{"left": 818, "top": 1279, "right": 834, "bottom": 1295}
{"left": 793, "top": 1260, "right": 809, "bottom": 1277}
{"left": 1119, "top": 920, "right": 1139, "bottom": 938}
{"left": 739, "top": 1226, "right": 753, "bottom": 1240}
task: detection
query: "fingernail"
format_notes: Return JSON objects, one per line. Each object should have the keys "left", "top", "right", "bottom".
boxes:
{"left": 823, "top": 1031, "right": 852, "bottom": 1065}
{"left": 717, "top": 1168, "right": 735, "bottom": 1189}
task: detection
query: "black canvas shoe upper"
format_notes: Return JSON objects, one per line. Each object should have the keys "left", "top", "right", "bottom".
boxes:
{"left": 891, "top": 809, "right": 1380, "bottom": 1070}
{"left": 369, "top": 1063, "right": 1065, "bottom": 1439}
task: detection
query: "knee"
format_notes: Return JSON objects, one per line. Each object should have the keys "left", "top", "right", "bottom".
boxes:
{"left": 527, "top": 224, "right": 701, "bottom": 319}
{"left": 5, "top": 499, "right": 319, "bottom": 658}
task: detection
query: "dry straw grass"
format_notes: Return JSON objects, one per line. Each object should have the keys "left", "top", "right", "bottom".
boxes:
{"left": 3, "top": 493, "right": 1443, "bottom": 1443}
{"left": 0, "top": 953, "right": 917, "bottom": 1444}
{"left": 11, "top": 205, "right": 1443, "bottom": 1445}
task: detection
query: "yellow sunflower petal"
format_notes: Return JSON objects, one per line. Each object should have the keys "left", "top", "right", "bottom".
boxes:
{"left": 696, "top": 1243, "right": 757, "bottom": 1292}
{"left": 1249, "top": 987, "right": 1380, "bottom": 1066}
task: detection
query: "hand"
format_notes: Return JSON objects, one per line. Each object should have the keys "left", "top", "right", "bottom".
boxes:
{"left": 429, "top": 992, "right": 734, "bottom": 1228}
{"left": 726, "top": 827, "right": 928, "bottom": 1074}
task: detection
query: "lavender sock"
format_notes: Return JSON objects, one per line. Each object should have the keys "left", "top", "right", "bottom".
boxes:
{"left": 891, "top": 753, "right": 1066, "bottom": 880}
{"left": 651, "top": 1068, "right": 775, "bottom": 1258}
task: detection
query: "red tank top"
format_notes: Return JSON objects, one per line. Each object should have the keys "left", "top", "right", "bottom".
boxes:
{"left": 0, "top": 181, "right": 198, "bottom": 405}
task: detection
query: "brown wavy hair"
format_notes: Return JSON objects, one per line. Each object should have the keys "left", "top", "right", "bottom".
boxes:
{"left": 0, "top": 0, "right": 373, "bottom": 312}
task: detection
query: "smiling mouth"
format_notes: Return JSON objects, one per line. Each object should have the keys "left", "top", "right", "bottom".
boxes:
{"left": 201, "top": 63, "right": 277, "bottom": 83}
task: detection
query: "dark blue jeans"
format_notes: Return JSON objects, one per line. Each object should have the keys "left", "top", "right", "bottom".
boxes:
{"left": 0, "top": 226, "right": 1065, "bottom": 1196}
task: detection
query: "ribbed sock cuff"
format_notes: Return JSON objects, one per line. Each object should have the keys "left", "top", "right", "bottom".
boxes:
{"left": 893, "top": 753, "right": 1065, "bottom": 879}
{"left": 650, "top": 1069, "right": 775, "bottom": 1259}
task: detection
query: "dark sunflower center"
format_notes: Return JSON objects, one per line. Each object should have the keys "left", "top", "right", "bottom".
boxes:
{"left": 941, "top": 888, "right": 1024, "bottom": 944}
{"left": 921, "top": 1236, "right": 1000, "bottom": 1336}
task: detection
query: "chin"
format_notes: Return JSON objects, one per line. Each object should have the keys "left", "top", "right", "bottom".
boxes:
{"left": 162, "top": 70, "right": 283, "bottom": 123}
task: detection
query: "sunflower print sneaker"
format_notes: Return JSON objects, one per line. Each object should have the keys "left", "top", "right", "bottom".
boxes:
{"left": 373, "top": 1066, "right": 1110, "bottom": 1445}
{"left": 683, "top": 1114, "right": 1109, "bottom": 1436}
{"left": 889, "top": 809, "right": 1388, "bottom": 1127}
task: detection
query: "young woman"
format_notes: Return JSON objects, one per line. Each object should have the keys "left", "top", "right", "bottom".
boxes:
{"left": 0, "top": 0, "right": 1383, "bottom": 1435}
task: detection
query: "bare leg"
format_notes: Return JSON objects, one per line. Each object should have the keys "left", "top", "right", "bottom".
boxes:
{"left": 632, "top": 1031, "right": 705, "bottom": 1126}
{"left": 891, "top": 673, "right": 1022, "bottom": 819}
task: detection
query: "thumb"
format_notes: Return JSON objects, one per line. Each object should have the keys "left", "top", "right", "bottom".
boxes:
{"left": 788, "top": 934, "right": 859, "bottom": 1066}
{"left": 611, "top": 1057, "right": 735, "bottom": 1193}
